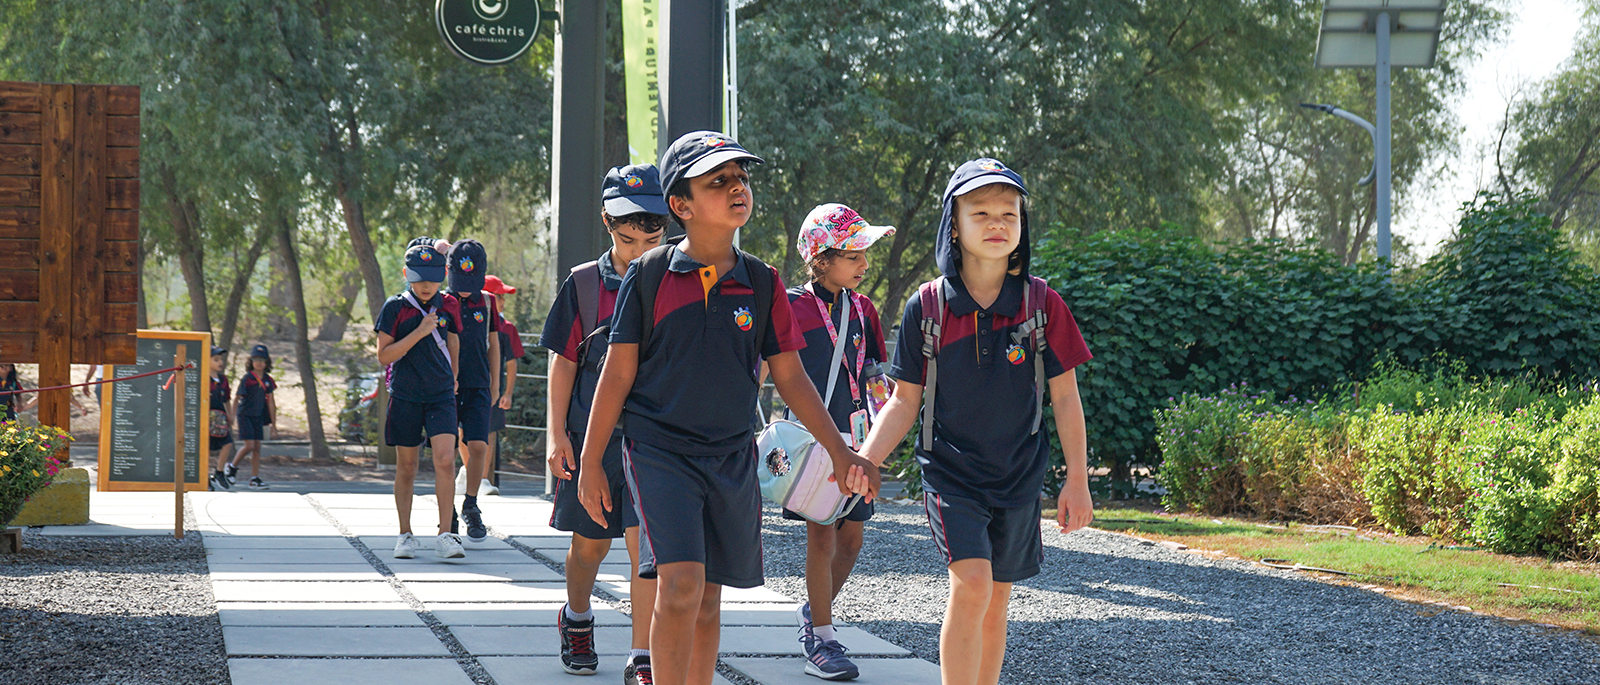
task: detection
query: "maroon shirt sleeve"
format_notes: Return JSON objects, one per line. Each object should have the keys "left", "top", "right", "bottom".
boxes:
{"left": 764, "top": 267, "right": 805, "bottom": 357}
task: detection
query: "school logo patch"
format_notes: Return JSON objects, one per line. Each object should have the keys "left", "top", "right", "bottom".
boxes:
{"left": 703, "top": 135, "right": 729, "bottom": 148}
{"left": 459, "top": 256, "right": 475, "bottom": 272}
{"left": 624, "top": 174, "right": 644, "bottom": 188}
{"left": 734, "top": 307, "right": 754, "bottom": 331}
{"left": 420, "top": 251, "right": 435, "bottom": 261}
{"left": 979, "top": 160, "right": 1005, "bottom": 172}
{"left": 473, "top": 311, "right": 485, "bottom": 323}
{"left": 1006, "top": 344, "right": 1026, "bottom": 365}
{"left": 852, "top": 333, "right": 862, "bottom": 348}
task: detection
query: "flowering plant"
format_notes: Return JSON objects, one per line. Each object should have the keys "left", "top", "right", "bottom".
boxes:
{"left": 0, "top": 422, "right": 73, "bottom": 528}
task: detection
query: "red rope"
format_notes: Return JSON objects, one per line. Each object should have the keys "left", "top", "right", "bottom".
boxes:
{"left": 0, "top": 362, "right": 196, "bottom": 397}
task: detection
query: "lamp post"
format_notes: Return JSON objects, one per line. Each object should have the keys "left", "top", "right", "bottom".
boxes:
{"left": 1313, "top": 0, "right": 1446, "bottom": 263}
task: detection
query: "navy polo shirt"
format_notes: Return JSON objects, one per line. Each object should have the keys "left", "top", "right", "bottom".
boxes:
{"left": 540, "top": 250, "right": 624, "bottom": 435}
{"left": 888, "top": 274, "right": 1092, "bottom": 507}
{"left": 609, "top": 248, "right": 804, "bottom": 456}
{"left": 235, "top": 372, "right": 276, "bottom": 418}
{"left": 449, "top": 290, "right": 499, "bottom": 389}
{"left": 499, "top": 316, "right": 526, "bottom": 363}
{"left": 789, "top": 285, "right": 888, "bottom": 432}
{"left": 375, "top": 290, "right": 462, "bottom": 404}
{"left": 210, "top": 375, "right": 231, "bottom": 413}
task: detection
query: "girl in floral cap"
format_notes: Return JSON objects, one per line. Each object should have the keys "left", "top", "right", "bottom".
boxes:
{"left": 785, "top": 202, "right": 895, "bottom": 681}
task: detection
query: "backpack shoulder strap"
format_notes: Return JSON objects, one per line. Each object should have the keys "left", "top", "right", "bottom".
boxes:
{"left": 570, "top": 261, "right": 601, "bottom": 335}
{"left": 634, "top": 237, "right": 684, "bottom": 352}
{"left": 1010, "top": 276, "right": 1052, "bottom": 434}
{"left": 918, "top": 277, "right": 946, "bottom": 448}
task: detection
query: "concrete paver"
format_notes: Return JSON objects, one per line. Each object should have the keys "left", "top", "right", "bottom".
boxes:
{"left": 391, "top": 564, "right": 563, "bottom": 582}
{"left": 406, "top": 581, "right": 569, "bottom": 604}
{"left": 382, "top": 549, "right": 536, "bottom": 565}
{"left": 477, "top": 656, "right": 735, "bottom": 685}
{"left": 217, "top": 602, "right": 424, "bottom": 627}
{"left": 208, "top": 563, "right": 386, "bottom": 581}
{"left": 223, "top": 626, "right": 450, "bottom": 656}
{"left": 724, "top": 657, "right": 942, "bottom": 684}
{"left": 206, "top": 548, "right": 369, "bottom": 565}
{"left": 358, "top": 534, "right": 512, "bottom": 551}
{"left": 201, "top": 536, "right": 352, "bottom": 549}
{"left": 451, "top": 625, "right": 635, "bottom": 656}
{"left": 717, "top": 627, "right": 911, "bottom": 657}
{"left": 426, "top": 603, "right": 629, "bottom": 627}
{"left": 228, "top": 658, "right": 474, "bottom": 685}
{"left": 212, "top": 580, "right": 400, "bottom": 603}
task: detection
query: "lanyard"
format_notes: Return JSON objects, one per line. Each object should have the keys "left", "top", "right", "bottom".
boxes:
{"left": 811, "top": 284, "right": 868, "bottom": 407}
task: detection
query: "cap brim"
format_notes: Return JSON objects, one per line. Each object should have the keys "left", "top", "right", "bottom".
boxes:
{"left": 604, "top": 194, "right": 670, "bottom": 217}
{"left": 839, "top": 224, "right": 897, "bottom": 252}
{"left": 406, "top": 265, "right": 446, "bottom": 283}
{"left": 950, "top": 174, "right": 1028, "bottom": 199}
{"left": 683, "top": 149, "right": 764, "bottom": 180}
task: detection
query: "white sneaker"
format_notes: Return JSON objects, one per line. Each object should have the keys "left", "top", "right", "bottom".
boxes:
{"left": 479, "top": 478, "right": 500, "bottom": 496}
{"left": 436, "top": 532, "right": 466, "bottom": 559}
{"left": 393, "top": 532, "right": 418, "bottom": 559}
{"left": 455, "top": 466, "right": 468, "bottom": 493}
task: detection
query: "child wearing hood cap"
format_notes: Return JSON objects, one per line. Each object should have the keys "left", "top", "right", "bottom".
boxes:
{"left": 858, "top": 158, "right": 1094, "bottom": 685}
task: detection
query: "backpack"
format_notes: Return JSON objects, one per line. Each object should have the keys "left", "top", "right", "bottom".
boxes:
{"left": 631, "top": 237, "right": 775, "bottom": 385}
{"left": 917, "top": 275, "right": 1050, "bottom": 448}
{"left": 569, "top": 261, "right": 609, "bottom": 373}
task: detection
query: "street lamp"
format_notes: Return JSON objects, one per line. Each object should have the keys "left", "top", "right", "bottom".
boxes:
{"left": 1298, "top": 103, "right": 1377, "bottom": 187}
{"left": 1312, "top": 0, "right": 1447, "bottom": 263}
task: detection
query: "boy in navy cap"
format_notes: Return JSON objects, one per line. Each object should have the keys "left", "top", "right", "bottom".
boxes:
{"left": 860, "top": 159, "right": 1094, "bottom": 685}
{"left": 376, "top": 243, "right": 467, "bottom": 560}
{"left": 226, "top": 344, "right": 277, "bottom": 490}
{"left": 578, "top": 132, "right": 878, "bottom": 685}
{"left": 541, "top": 163, "right": 668, "bottom": 680}
{"left": 445, "top": 239, "right": 501, "bottom": 544}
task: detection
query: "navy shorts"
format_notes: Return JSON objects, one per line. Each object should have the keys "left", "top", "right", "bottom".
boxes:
{"left": 551, "top": 432, "right": 638, "bottom": 539}
{"left": 624, "top": 438, "right": 763, "bottom": 589}
{"left": 925, "top": 490, "right": 1043, "bottom": 583}
{"left": 782, "top": 498, "right": 874, "bottom": 525}
{"left": 386, "top": 397, "right": 458, "bottom": 448}
{"left": 490, "top": 403, "right": 506, "bottom": 432}
{"left": 237, "top": 414, "right": 266, "bottom": 441}
{"left": 457, "top": 387, "right": 492, "bottom": 443}
{"left": 209, "top": 432, "right": 234, "bottom": 452}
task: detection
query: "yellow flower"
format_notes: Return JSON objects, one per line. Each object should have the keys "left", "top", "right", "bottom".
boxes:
{"left": 31, "top": 470, "right": 39, "bottom": 476}
{"left": 2, "top": 465, "right": 9, "bottom": 472}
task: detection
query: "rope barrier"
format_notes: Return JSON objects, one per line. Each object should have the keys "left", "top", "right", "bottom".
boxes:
{"left": 0, "top": 362, "right": 195, "bottom": 397}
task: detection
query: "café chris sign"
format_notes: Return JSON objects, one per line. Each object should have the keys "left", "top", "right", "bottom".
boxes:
{"left": 436, "top": 0, "right": 547, "bottom": 66}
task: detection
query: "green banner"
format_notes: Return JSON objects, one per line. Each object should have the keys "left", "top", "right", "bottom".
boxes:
{"left": 622, "top": 0, "right": 660, "bottom": 165}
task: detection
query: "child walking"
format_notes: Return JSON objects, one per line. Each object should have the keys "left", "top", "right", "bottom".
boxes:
{"left": 0, "top": 362, "right": 37, "bottom": 422}
{"left": 445, "top": 239, "right": 501, "bottom": 543}
{"left": 542, "top": 163, "right": 669, "bottom": 682}
{"left": 578, "top": 132, "right": 878, "bottom": 685}
{"left": 859, "top": 159, "right": 1095, "bottom": 685}
{"left": 226, "top": 345, "right": 276, "bottom": 490}
{"left": 208, "top": 347, "right": 237, "bottom": 491}
{"left": 786, "top": 203, "right": 896, "bottom": 681}
{"left": 377, "top": 243, "right": 466, "bottom": 560}
{"left": 480, "top": 274, "right": 523, "bottom": 497}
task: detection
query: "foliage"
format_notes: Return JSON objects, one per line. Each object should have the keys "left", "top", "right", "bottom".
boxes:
{"left": 0, "top": 423, "right": 73, "bottom": 528}
{"left": 1034, "top": 195, "right": 1600, "bottom": 497}
{"left": 1155, "top": 365, "right": 1600, "bottom": 560}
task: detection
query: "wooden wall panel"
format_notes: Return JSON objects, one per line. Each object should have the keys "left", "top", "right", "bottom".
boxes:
{"left": 104, "top": 209, "right": 137, "bottom": 240}
{"left": 0, "top": 144, "right": 40, "bottom": 175}
{"left": 36, "top": 84, "right": 72, "bottom": 427}
{"left": 104, "top": 86, "right": 138, "bottom": 117}
{"left": 0, "top": 239, "right": 38, "bottom": 269}
{"left": 106, "top": 147, "right": 138, "bottom": 178}
{"left": 106, "top": 178, "right": 138, "bottom": 209}
{"left": 105, "top": 115, "right": 138, "bottom": 147}
{"left": 0, "top": 176, "right": 40, "bottom": 205}
{"left": 102, "top": 241, "right": 138, "bottom": 272}
{"left": 0, "top": 112, "right": 41, "bottom": 145}
{"left": 71, "top": 86, "right": 105, "bottom": 362}
{"left": 0, "top": 82, "right": 41, "bottom": 112}
{"left": 105, "top": 272, "right": 137, "bottom": 303}
{"left": 0, "top": 207, "right": 39, "bottom": 238}
{"left": 0, "top": 271, "right": 37, "bottom": 300}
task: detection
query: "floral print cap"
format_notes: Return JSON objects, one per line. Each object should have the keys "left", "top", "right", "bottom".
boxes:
{"left": 796, "top": 203, "right": 896, "bottom": 263}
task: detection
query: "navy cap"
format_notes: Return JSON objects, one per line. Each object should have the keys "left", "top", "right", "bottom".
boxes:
{"left": 210, "top": 346, "right": 228, "bottom": 357}
{"left": 448, "top": 239, "right": 488, "bottom": 293}
{"left": 658, "top": 131, "right": 764, "bottom": 197}
{"left": 405, "top": 244, "right": 447, "bottom": 283}
{"left": 602, "top": 164, "right": 670, "bottom": 217}
{"left": 249, "top": 344, "right": 270, "bottom": 360}
{"left": 946, "top": 158, "right": 1029, "bottom": 199}
{"left": 407, "top": 236, "right": 436, "bottom": 250}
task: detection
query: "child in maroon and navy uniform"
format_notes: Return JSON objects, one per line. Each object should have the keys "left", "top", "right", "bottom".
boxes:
{"left": 209, "top": 347, "right": 237, "bottom": 491}
{"left": 226, "top": 345, "right": 276, "bottom": 490}
{"left": 444, "top": 239, "right": 501, "bottom": 544}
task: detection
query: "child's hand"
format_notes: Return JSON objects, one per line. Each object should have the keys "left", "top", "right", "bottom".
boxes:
{"left": 547, "top": 433, "right": 576, "bottom": 481}
{"left": 420, "top": 311, "right": 440, "bottom": 331}
{"left": 831, "top": 449, "right": 880, "bottom": 500}
{"left": 497, "top": 394, "right": 512, "bottom": 410}
{"left": 577, "top": 464, "right": 612, "bottom": 528}
{"left": 1057, "top": 480, "right": 1094, "bottom": 534}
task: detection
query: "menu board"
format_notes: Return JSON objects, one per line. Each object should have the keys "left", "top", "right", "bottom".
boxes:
{"left": 97, "top": 331, "right": 211, "bottom": 492}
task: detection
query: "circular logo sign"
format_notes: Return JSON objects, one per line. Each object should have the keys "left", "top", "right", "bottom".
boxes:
{"left": 436, "top": 0, "right": 545, "bottom": 66}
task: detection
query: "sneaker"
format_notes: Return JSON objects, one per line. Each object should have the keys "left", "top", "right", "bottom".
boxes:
{"left": 393, "top": 532, "right": 418, "bottom": 559}
{"left": 450, "top": 508, "right": 460, "bottom": 535}
{"left": 623, "top": 655, "right": 652, "bottom": 684}
{"left": 797, "top": 601, "right": 812, "bottom": 630}
{"left": 455, "top": 465, "right": 468, "bottom": 493}
{"left": 558, "top": 605, "right": 599, "bottom": 675}
{"left": 479, "top": 478, "right": 500, "bottom": 496}
{"left": 211, "top": 469, "right": 231, "bottom": 491}
{"left": 247, "top": 477, "right": 269, "bottom": 490}
{"left": 461, "top": 500, "right": 487, "bottom": 543}
{"left": 435, "top": 532, "right": 466, "bottom": 559}
{"left": 224, "top": 463, "right": 238, "bottom": 484}
{"left": 801, "top": 632, "right": 859, "bottom": 681}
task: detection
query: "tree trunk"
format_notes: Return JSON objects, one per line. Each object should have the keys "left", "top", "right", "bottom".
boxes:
{"left": 275, "top": 212, "right": 331, "bottom": 461}
{"left": 160, "top": 166, "right": 211, "bottom": 333}
{"left": 336, "top": 185, "right": 388, "bottom": 325}
{"left": 316, "top": 271, "right": 362, "bottom": 341}
{"left": 219, "top": 223, "right": 271, "bottom": 351}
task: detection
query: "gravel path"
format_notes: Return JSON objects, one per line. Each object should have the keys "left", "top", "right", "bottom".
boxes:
{"left": 759, "top": 501, "right": 1600, "bottom": 685}
{"left": 0, "top": 530, "right": 227, "bottom": 685}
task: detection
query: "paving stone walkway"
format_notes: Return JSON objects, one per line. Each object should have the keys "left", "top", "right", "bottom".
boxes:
{"left": 53, "top": 488, "right": 939, "bottom": 685}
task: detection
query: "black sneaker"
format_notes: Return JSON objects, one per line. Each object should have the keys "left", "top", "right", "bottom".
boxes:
{"left": 558, "top": 605, "right": 599, "bottom": 675}
{"left": 212, "top": 469, "right": 232, "bottom": 491}
{"left": 224, "top": 463, "right": 238, "bottom": 484}
{"left": 247, "top": 477, "right": 269, "bottom": 490}
{"left": 624, "top": 655, "right": 652, "bottom": 685}
{"left": 462, "top": 501, "right": 487, "bottom": 543}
